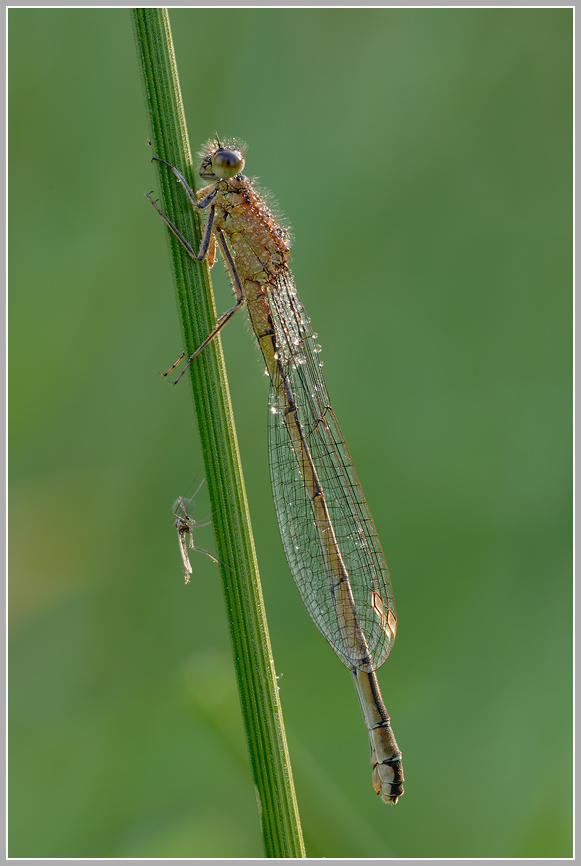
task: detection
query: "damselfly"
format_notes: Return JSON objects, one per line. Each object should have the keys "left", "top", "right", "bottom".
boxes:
{"left": 149, "top": 136, "right": 404, "bottom": 804}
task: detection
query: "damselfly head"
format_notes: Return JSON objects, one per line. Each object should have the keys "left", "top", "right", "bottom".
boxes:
{"left": 198, "top": 136, "right": 246, "bottom": 181}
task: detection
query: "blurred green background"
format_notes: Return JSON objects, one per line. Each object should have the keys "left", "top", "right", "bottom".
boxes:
{"left": 9, "top": 7, "right": 572, "bottom": 859}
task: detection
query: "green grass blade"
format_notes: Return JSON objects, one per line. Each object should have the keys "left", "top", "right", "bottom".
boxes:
{"left": 132, "top": 8, "right": 305, "bottom": 858}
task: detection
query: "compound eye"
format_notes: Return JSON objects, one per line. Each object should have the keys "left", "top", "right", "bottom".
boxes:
{"left": 212, "top": 148, "right": 244, "bottom": 179}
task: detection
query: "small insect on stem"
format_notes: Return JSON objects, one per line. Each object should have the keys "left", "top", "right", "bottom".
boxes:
{"left": 172, "top": 482, "right": 227, "bottom": 584}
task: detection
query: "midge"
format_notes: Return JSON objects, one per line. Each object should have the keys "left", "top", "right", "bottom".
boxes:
{"left": 172, "top": 479, "right": 222, "bottom": 585}
{"left": 148, "top": 135, "right": 404, "bottom": 804}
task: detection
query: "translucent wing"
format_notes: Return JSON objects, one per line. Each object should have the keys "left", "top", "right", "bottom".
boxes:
{"left": 267, "top": 271, "right": 397, "bottom": 672}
